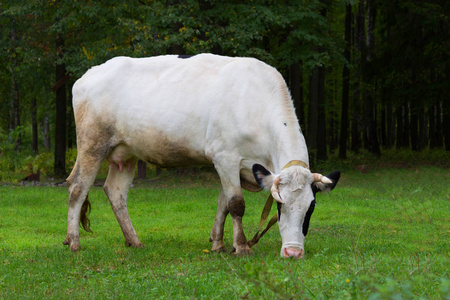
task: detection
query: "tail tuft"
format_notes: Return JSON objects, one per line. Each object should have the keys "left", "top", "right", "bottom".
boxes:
{"left": 80, "top": 195, "right": 93, "bottom": 233}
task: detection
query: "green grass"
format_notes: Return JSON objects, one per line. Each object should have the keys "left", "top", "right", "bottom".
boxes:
{"left": 0, "top": 166, "right": 449, "bottom": 299}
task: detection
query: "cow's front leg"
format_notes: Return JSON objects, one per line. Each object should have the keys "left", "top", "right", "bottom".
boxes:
{"left": 213, "top": 160, "right": 252, "bottom": 256}
{"left": 210, "top": 189, "right": 228, "bottom": 252}
{"left": 228, "top": 194, "right": 252, "bottom": 256}
{"left": 103, "top": 160, "right": 143, "bottom": 248}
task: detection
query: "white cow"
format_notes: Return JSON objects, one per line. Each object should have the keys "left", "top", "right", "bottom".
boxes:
{"left": 64, "top": 54, "right": 340, "bottom": 258}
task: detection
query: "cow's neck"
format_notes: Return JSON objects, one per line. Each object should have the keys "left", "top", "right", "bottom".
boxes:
{"left": 273, "top": 131, "right": 309, "bottom": 173}
{"left": 270, "top": 110, "right": 309, "bottom": 174}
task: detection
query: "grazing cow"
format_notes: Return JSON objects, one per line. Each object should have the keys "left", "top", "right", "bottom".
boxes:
{"left": 64, "top": 54, "right": 340, "bottom": 258}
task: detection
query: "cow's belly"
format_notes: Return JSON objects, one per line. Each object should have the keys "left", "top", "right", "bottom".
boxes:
{"left": 108, "top": 135, "right": 211, "bottom": 169}
{"left": 136, "top": 141, "right": 211, "bottom": 168}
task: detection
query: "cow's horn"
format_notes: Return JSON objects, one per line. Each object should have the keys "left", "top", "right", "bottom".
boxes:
{"left": 270, "top": 176, "right": 284, "bottom": 204}
{"left": 313, "top": 173, "right": 333, "bottom": 184}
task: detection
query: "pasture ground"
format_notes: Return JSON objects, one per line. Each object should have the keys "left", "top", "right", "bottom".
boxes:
{"left": 0, "top": 165, "right": 449, "bottom": 299}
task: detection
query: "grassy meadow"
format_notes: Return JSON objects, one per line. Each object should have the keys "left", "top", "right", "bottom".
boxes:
{"left": 0, "top": 164, "right": 449, "bottom": 299}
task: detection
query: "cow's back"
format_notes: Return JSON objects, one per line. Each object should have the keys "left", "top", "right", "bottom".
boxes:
{"left": 73, "top": 54, "right": 283, "bottom": 113}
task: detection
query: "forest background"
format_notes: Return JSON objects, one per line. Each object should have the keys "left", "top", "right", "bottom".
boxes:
{"left": 1, "top": 0, "right": 449, "bottom": 179}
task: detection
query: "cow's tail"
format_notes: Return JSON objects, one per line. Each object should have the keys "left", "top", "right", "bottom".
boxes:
{"left": 80, "top": 195, "right": 93, "bottom": 233}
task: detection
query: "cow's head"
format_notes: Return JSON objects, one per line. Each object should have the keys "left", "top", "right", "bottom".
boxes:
{"left": 253, "top": 164, "right": 340, "bottom": 259}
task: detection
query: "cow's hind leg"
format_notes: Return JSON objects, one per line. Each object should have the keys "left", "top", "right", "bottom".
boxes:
{"left": 64, "top": 155, "right": 102, "bottom": 251}
{"left": 103, "top": 159, "right": 143, "bottom": 248}
{"left": 210, "top": 189, "right": 229, "bottom": 252}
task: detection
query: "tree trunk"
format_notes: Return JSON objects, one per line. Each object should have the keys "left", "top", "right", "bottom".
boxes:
{"left": 410, "top": 107, "right": 419, "bottom": 151}
{"left": 54, "top": 33, "right": 67, "bottom": 176}
{"left": 444, "top": 65, "right": 450, "bottom": 151}
{"left": 386, "top": 100, "right": 394, "bottom": 148}
{"left": 32, "top": 97, "right": 38, "bottom": 155}
{"left": 444, "top": 101, "right": 450, "bottom": 151}
{"left": 328, "top": 87, "right": 337, "bottom": 154}
{"left": 156, "top": 167, "right": 162, "bottom": 176}
{"left": 429, "top": 102, "right": 443, "bottom": 149}
{"left": 429, "top": 103, "right": 436, "bottom": 149}
{"left": 350, "top": 96, "right": 361, "bottom": 153}
{"left": 403, "top": 104, "right": 410, "bottom": 148}
{"left": 67, "top": 81, "right": 75, "bottom": 149}
{"left": 396, "top": 104, "right": 409, "bottom": 149}
{"left": 316, "top": 2, "right": 328, "bottom": 161}
{"left": 305, "top": 2, "right": 328, "bottom": 163}
{"left": 418, "top": 105, "right": 428, "bottom": 150}
{"left": 10, "top": 73, "right": 21, "bottom": 150}
{"left": 138, "top": 160, "right": 147, "bottom": 179}
{"left": 316, "top": 66, "right": 327, "bottom": 161}
{"left": 307, "top": 67, "right": 319, "bottom": 152}
{"left": 41, "top": 111, "right": 51, "bottom": 151}
{"left": 380, "top": 104, "right": 386, "bottom": 148}
{"left": 351, "top": 0, "right": 365, "bottom": 153}
{"left": 362, "top": 0, "right": 380, "bottom": 156}
{"left": 395, "top": 105, "right": 405, "bottom": 149}
{"left": 444, "top": 99, "right": 450, "bottom": 151}
{"left": 435, "top": 101, "right": 443, "bottom": 149}
{"left": 289, "top": 62, "right": 304, "bottom": 130}
{"left": 9, "top": 25, "right": 21, "bottom": 150}
{"left": 363, "top": 100, "right": 381, "bottom": 155}
{"left": 339, "top": 3, "right": 351, "bottom": 159}
{"left": 395, "top": 106, "right": 403, "bottom": 149}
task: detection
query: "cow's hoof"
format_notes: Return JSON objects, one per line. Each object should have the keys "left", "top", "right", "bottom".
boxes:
{"left": 211, "top": 240, "right": 227, "bottom": 253}
{"left": 125, "top": 240, "right": 144, "bottom": 248}
{"left": 233, "top": 245, "right": 253, "bottom": 257}
{"left": 63, "top": 236, "right": 81, "bottom": 252}
{"left": 70, "top": 244, "right": 81, "bottom": 252}
{"left": 211, "top": 246, "right": 227, "bottom": 253}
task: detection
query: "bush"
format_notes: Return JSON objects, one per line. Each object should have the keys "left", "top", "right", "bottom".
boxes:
{"left": 66, "top": 148, "right": 77, "bottom": 171}
{"left": 26, "top": 152, "right": 54, "bottom": 175}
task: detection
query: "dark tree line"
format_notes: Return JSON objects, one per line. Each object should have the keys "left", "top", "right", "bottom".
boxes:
{"left": 1, "top": 0, "right": 448, "bottom": 176}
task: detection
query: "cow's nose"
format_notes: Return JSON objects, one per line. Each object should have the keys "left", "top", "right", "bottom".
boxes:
{"left": 282, "top": 247, "right": 304, "bottom": 259}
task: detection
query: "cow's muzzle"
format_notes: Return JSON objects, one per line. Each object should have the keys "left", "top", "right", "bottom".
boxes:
{"left": 281, "top": 247, "right": 304, "bottom": 259}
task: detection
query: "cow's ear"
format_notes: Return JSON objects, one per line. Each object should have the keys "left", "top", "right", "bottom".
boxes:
{"left": 312, "top": 170, "right": 340, "bottom": 193}
{"left": 252, "top": 164, "right": 276, "bottom": 190}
